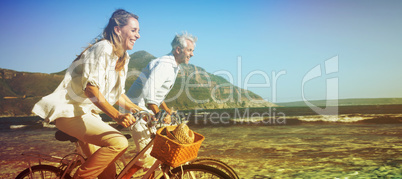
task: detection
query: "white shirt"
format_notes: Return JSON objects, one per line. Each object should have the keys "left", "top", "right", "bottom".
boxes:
{"left": 126, "top": 55, "right": 180, "bottom": 113}
{"left": 32, "top": 40, "right": 129, "bottom": 122}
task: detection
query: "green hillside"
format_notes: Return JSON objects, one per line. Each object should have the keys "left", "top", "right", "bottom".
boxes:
{"left": 128, "top": 50, "right": 157, "bottom": 71}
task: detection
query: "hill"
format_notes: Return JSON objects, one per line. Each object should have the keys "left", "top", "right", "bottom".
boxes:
{"left": 0, "top": 51, "right": 275, "bottom": 116}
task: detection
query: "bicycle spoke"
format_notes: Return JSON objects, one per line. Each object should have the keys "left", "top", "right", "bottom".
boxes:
{"left": 168, "top": 164, "right": 231, "bottom": 179}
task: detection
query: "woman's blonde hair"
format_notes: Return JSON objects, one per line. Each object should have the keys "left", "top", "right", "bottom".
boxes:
{"left": 74, "top": 9, "right": 139, "bottom": 71}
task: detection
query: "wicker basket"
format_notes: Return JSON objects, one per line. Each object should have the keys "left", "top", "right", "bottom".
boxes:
{"left": 150, "top": 126, "right": 205, "bottom": 167}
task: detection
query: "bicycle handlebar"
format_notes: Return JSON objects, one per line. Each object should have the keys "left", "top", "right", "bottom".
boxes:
{"left": 131, "top": 110, "right": 184, "bottom": 129}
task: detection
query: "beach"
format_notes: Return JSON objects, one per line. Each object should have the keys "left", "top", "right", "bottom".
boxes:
{"left": 195, "top": 123, "right": 402, "bottom": 178}
{"left": 1, "top": 105, "right": 402, "bottom": 178}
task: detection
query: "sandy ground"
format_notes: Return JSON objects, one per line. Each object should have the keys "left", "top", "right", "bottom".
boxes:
{"left": 1, "top": 123, "right": 402, "bottom": 178}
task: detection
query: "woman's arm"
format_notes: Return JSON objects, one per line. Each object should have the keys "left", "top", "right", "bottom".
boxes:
{"left": 85, "top": 84, "right": 135, "bottom": 127}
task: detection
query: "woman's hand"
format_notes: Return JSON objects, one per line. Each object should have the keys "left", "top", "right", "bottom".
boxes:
{"left": 117, "top": 113, "right": 136, "bottom": 128}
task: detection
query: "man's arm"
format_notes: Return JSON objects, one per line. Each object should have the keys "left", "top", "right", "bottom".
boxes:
{"left": 159, "top": 101, "right": 172, "bottom": 115}
{"left": 147, "top": 103, "right": 160, "bottom": 114}
{"left": 147, "top": 102, "right": 171, "bottom": 124}
{"left": 147, "top": 101, "right": 171, "bottom": 114}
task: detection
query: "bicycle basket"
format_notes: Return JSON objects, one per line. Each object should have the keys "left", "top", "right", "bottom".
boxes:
{"left": 150, "top": 126, "right": 205, "bottom": 167}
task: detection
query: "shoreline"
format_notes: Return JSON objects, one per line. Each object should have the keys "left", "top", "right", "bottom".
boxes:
{"left": 1, "top": 114, "right": 402, "bottom": 131}
{"left": 1, "top": 104, "right": 401, "bottom": 130}
{"left": 2, "top": 104, "right": 402, "bottom": 119}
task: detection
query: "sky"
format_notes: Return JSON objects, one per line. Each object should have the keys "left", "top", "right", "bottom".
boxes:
{"left": 0, "top": 0, "right": 401, "bottom": 103}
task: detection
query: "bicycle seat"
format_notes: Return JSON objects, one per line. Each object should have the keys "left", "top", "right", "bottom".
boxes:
{"left": 55, "top": 130, "right": 78, "bottom": 142}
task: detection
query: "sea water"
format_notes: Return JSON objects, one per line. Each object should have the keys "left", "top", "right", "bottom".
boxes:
{"left": 193, "top": 123, "right": 402, "bottom": 178}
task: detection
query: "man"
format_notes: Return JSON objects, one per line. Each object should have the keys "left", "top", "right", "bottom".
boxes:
{"left": 127, "top": 32, "right": 196, "bottom": 119}
{"left": 123, "top": 32, "right": 197, "bottom": 177}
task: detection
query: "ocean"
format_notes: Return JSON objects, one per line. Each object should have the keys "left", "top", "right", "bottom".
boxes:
{"left": 1, "top": 105, "right": 401, "bottom": 178}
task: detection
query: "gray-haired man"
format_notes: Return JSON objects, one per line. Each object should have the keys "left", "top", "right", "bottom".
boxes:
{"left": 124, "top": 32, "right": 197, "bottom": 174}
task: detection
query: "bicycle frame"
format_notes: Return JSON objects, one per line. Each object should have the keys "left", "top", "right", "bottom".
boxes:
{"left": 117, "top": 111, "right": 166, "bottom": 179}
{"left": 116, "top": 138, "right": 161, "bottom": 179}
{"left": 116, "top": 110, "right": 185, "bottom": 179}
{"left": 117, "top": 138, "right": 195, "bottom": 179}
{"left": 18, "top": 111, "right": 223, "bottom": 179}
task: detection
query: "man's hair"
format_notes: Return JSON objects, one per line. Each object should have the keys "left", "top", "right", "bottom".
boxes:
{"left": 171, "top": 32, "right": 197, "bottom": 53}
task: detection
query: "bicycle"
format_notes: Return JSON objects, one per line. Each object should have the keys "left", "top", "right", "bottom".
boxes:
{"left": 16, "top": 110, "right": 239, "bottom": 179}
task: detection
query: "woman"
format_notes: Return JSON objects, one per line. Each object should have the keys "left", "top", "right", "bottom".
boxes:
{"left": 32, "top": 9, "right": 141, "bottom": 178}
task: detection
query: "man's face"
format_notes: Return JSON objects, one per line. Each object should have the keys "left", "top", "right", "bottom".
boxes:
{"left": 176, "top": 40, "right": 195, "bottom": 65}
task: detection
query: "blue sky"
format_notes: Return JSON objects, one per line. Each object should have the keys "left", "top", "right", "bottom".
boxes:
{"left": 0, "top": 0, "right": 401, "bottom": 103}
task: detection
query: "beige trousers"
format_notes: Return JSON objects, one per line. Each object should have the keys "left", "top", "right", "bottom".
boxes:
{"left": 130, "top": 119, "right": 157, "bottom": 168}
{"left": 55, "top": 113, "right": 128, "bottom": 179}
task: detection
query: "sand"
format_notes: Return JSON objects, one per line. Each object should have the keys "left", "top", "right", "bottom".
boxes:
{"left": 1, "top": 122, "right": 401, "bottom": 178}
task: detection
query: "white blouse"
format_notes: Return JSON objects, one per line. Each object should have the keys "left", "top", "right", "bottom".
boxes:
{"left": 126, "top": 55, "right": 180, "bottom": 113}
{"left": 32, "top": 40, "right": 129, "bottom": 123}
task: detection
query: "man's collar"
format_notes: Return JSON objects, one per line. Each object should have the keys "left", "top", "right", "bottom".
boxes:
{"left": 166, "top": 53, "right": 179, "bottom": 68}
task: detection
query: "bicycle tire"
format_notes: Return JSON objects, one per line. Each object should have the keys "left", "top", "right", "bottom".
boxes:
{"left": 167, "top": 164, "right": 232, "bottom": 179}
{"left": 191, "top": 158, "right": 239, "bottom": 179}
{"left": 15, "top": 165, "right": 72, "bottom": 179}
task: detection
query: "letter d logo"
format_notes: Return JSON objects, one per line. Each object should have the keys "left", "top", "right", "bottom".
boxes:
{"left": 302, "top": 56, "right": 338, "bottom": 115}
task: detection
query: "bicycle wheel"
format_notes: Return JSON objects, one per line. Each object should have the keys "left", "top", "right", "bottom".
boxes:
{"left": 167, "top": 164, "right": 231, "bottom": 179}
{"left": 191, "top": 158, "right": 239, "bottom": 179}
{"left": 15, "top": 165, "right": 72, "bottom": 179}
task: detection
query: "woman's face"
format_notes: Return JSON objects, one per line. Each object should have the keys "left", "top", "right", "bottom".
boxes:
{"left": 116, "top": 17, "right": 140, "bottom": 51}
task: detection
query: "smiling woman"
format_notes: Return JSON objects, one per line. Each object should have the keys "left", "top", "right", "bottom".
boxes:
{"left": 31, "top": 9, "right": 143, "bottom": 179}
